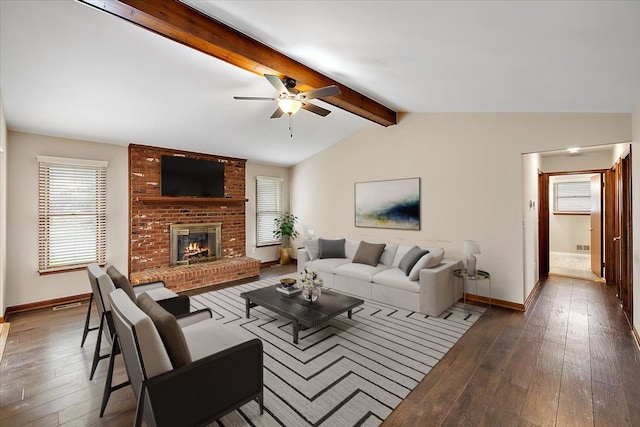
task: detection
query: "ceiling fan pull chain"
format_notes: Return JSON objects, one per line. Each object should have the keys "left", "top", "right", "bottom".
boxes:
{"left": 289, "top": 114, "right": 293, "bottom": 138}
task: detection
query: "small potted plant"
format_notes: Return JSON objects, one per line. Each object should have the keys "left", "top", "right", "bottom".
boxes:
{"left": 273, "top": 212, "right": 299, "bottom": 264}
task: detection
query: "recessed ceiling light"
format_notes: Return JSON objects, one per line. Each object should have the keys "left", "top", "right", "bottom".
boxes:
{"left": 567, "top": 147, "right": 581, "bottom": 154}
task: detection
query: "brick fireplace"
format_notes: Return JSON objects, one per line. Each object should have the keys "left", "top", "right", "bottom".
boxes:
{"left": 128, "top": 144, "right": 260, "bottom": 291}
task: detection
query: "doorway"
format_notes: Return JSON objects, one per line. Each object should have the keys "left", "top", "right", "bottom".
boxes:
{"left": 546, "top": 172, "right": 605, "bottom": 281}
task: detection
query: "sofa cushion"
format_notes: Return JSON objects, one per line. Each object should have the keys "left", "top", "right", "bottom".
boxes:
{"left": 307, "top": 258, "right": 351, "bottom": 274}
{"left": 318, "top": 238, "right": 346, "bottom": 259}
{"left": 391, "top": 244, "right": 414, "bottom": 267}
{"left": 408, "top": 250, "right": 445, "bottom": 280}
{"left": 137, "top": 293, "right": 192, "bottom": 369}
{"left": 352, "top": 241, "right": 386, "bottom": 266}
{"left": 372, "top": 268, "right": 421, "bottom": 293}
{"left": 106, "top": 265, "right": 136, "bottom": 302}
{"left": 399, "top": 246, "right": 430, "bottom": 275}
{"left": 335, "top": 262, "right": 391, "bottom": 282}
{"left": 345, "top": 239, "right": 360, "bottom": 259}
{"left": 304, "top": 239, "right": 320, "bottom": 261}
{"left": 379, "top": 243, "right": 398, "bottom": 266}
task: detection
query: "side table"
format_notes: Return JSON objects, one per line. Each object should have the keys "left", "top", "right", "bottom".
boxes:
{"left": 453, "top": 269, "right": 491, "bottom": 315}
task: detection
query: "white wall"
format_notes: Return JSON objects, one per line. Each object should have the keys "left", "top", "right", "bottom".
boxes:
{"left": 245, "top": 161, "right": 290, "bottom": 263}
{"left": 632, "top": 102, "right": 640, "bottom": 337}
{"left": 291, "top": 113, "right": 631, "bottom": 306}
{"left": 522, "top": 153, "right": 540, "bottom": 301}
{"left": 6, "top": 132, "right": 128, "bottom": 307}
{"left": 541, "top": 147, "right": 614, "bottom": 173}
{"left": 0, "top": 94, "right": 7, "bottom": 318}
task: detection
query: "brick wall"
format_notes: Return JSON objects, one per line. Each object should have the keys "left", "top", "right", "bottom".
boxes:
{"left": 128, "top": 144, "right": 247, "bottom": 273}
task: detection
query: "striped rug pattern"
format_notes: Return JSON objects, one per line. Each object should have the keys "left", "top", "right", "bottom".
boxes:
{"left": 189, "top": 276, "right": 484, "bottom": 426}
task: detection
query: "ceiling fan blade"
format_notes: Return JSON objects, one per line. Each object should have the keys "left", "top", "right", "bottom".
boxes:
{"left": 264, "top": 74, "right": 291, "bottom": 95}
{"left": 270, "top": 107, "right": 284, "bottom": 119}
{"left": 301, "top": 102, "right": 331, "bottom": 117}
{"left": 233, "top": 96, "right": 276, "bottom": 101}
{"left": 298, "top": 85, "right": 341, "bottom": 100}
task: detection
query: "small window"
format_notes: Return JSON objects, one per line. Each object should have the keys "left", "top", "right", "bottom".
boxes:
{"left": 553, "top": 181, "right": 590, "bottom": 214}
{"left": 256, "top": 176, "right": 283, "bottom": 247}
{"left": 38, "top": 156, "right": 108, "bottom": 273}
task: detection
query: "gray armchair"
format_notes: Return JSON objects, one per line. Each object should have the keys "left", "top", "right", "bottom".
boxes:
{"left": 85, "top": 264, "right": 190, "bottom": 416}
{"left": 108, "top": 288, "right": 264, "bottom": 426}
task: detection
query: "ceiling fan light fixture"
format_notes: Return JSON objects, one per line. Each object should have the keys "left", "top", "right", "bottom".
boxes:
{"left": 278, "top": 98, "right": 302, "bottom": 115}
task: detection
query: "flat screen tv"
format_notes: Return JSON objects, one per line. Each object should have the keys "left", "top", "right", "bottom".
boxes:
{"left": 161, "top": 155, "right": 225, "bottom": 197}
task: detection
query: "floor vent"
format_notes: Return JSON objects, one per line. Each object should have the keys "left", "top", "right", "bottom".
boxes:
{"left": 53, "top": 302, "right": 82, "bottom": 311}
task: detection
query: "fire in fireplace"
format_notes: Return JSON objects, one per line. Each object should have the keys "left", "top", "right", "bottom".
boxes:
{"left": 170, "top": 223, "right": 222, "bottom": 266}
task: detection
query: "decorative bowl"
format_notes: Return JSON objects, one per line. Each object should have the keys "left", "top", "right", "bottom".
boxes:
{"left": 280, "top": 278, "right": 297, "bottom": 289}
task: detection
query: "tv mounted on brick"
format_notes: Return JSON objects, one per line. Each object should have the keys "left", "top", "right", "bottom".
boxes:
{"left": 161, "top": 155, "right": 225, "bottom": 198}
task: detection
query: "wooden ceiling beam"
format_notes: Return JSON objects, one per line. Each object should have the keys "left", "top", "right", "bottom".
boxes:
{"left": 78, "top": 0, "right": 397, "bottom": 126}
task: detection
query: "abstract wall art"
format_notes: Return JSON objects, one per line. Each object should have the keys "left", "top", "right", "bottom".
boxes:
{"left": 355, "top": 178, "right": 420, "bottom": 230}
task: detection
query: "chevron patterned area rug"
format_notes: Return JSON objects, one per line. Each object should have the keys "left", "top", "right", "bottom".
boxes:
{"left": 189, "top": 276, "right": 484, "bottom": 426}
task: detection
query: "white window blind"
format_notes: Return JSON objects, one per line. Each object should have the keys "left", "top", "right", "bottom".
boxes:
{"left": 256, "top": 176, "right": 283, "bottom": 247}
{"left": 38, "top": 156, "right": 108, "bottom": 273}
{"left": 553, "top": 181, "right": 591, "bottom": 213}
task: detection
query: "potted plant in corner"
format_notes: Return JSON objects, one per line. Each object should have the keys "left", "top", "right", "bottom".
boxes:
{"left": 273, "top": 212, "right": 299, "bottom": 265}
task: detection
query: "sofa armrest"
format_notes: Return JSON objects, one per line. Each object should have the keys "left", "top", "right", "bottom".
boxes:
{"left": 140, "top": 338, "right": 263, "bottom": 427}
{"left": 418, "top": 258, "right": 464, "bottom": 317}
{"left": 176, "top": 309, "right": 212, "bottom": 327}
{"left": 297, "top": 248, "right": 310, "bottom": 273}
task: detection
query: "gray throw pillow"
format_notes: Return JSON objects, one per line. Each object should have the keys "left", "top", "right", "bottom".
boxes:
{"left": 137, "top": 293, "right": 192, "bottom": 369}
{"left": 398, "top": 246, "right": 430, "bottom": 276}
{"left": 106, "top": 266, "right": 137, "bottom": 302}
{"left": 318, "top": 238, "right": 346, "bottom": 259}
{"left": 352, "top": 241, "right": 387, "bottom": 267}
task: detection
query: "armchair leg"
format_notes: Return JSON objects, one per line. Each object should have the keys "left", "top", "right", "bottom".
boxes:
{"left": 99, "top": 335, "right": 130, "bottom": 417}
{"left": 257, "top": 392, "right": 264, "bottom": 414}
{"left": 81, "top": 293, "right": 98, "bottom": 347}
{"left": 90, "top": 313, "right": 109, "bottom": 380}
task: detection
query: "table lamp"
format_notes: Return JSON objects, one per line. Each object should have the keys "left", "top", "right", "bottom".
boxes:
{"left": 463, "top": 240, "right": 481, "bottom": 276}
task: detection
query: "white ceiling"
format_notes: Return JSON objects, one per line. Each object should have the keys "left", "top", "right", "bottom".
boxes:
{"left": 1, "top": 1, "right": 639, "bottom": 166}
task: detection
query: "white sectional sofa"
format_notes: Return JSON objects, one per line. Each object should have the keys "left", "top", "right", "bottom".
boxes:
{"left": 297, "top": 238, "right": 463, "bottom": 317}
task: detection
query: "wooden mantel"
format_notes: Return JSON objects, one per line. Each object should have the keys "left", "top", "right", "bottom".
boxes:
{"left": 136, "top": 196, "right": 248, "bottom": 206}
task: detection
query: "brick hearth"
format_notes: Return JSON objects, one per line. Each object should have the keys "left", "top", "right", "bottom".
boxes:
{"left": 130, "top": 257, "right": 260, "bottom": 292}
{"left": 128, "top": 144, "right": 260, "bottom": 291}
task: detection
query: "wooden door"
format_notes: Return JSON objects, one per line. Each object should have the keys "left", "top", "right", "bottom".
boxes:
{"left": 620, "top": 151, "right": 633, "bottom": 326}
{"left": 538, "top": 172, "right": 549, "bottom": 278}
{"left": 604, "top": 167, "right": 617, "bottom": 286}
{"left": 590, "top": 174, "right": 602, "bottom": 276}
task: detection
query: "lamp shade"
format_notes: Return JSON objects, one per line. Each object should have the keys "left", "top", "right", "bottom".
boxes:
{"left": 463, "top": 240, "right": 481, "bottom": 255}
{"left": 278, "top": 98, "right": 302, "bottom": 115}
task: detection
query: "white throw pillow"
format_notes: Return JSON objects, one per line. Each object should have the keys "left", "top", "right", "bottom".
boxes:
{"left": 304, "top": 239, "right": 320, "bottom": 261}
{"left": 408, "top": 251, "right": 445, "bottom": 281}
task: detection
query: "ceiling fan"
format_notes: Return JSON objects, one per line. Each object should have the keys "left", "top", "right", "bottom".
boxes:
{"left": 234, "top": 74, "right": 342, "bottom": 119}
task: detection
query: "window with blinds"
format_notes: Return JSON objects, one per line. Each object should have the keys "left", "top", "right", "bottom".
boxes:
{"left": 553, "top": 181, "right": 591, "bottom": 213}
{"left": 256, "top": 176, "right": 283, "bottom": 247}
{"left": 38, "top": 156, "right": 108, "bottom": 273}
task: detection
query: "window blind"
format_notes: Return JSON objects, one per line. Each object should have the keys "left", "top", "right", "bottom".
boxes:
{"left": 256, "top": 176, "right": 283, "bottom": 247}
{"left": 553, "top": 181, "right": 591, "bottom": 213}
{"left": 38, "top": 156, "right": 108, "bottom": 273}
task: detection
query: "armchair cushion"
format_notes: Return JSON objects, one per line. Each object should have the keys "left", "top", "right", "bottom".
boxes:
{"left": 352, "top": 241, "right": 386, "bottom": 267}
{"left": 106, "top": 265, "right": 137, "bottom": 302}
{"left": 137, "top": 293, "right": 192, "bottom": 369}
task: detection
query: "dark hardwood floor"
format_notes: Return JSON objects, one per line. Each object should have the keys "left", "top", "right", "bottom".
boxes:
{"left": 1, "top": 269, "right": 638, "bottom": 426}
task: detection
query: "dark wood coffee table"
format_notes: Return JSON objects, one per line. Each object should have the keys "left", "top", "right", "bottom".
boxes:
{"left": 240, "top": 285, "right": 364, "bottom": 344}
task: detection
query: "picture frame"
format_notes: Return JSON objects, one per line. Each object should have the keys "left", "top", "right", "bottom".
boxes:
{"left": 354, "top": 178, "right": 420, "bottom": 230}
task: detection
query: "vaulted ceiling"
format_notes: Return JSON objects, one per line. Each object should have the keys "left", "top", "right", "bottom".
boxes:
{"left": 1, "top": 1, "right": 639, "bottom": 166}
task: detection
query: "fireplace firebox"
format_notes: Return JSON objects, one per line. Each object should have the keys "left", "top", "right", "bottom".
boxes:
{"left": 170, "top": 223, "right": 222, "bottom": 266}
